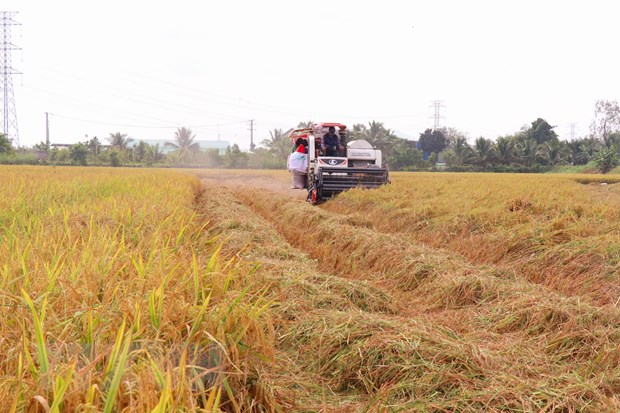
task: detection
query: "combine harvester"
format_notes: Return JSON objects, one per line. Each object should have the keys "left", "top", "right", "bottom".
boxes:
{"left": 287, "top": 122, "right": 390, "bottom": 204}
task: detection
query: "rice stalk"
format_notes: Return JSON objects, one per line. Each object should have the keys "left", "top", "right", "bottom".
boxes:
{"left": 150, "top": 370, "right": 172, "bottom": 413}
{"left": 103, "top": 317, "right": 127, "bottom": 381}
{"left": 21, "top": 289, "right": 49, "bottom": 378}
{"left": 102, "top": 328, "right": 132, "bottom": 413}
{"left": 148, "top": 284, "right": 164, "bottom": 331}
{"left": 8, "top": 352, "right": 23, "bottom": 413}
{"left": 49, "top": 363, "right": 75, "bottom": 413}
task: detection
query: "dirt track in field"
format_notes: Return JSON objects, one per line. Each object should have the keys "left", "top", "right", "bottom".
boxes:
{"left": 197, "top": 171, "right": 308, "bottom": 200}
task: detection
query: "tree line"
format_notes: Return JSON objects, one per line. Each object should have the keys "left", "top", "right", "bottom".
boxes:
{"left": 0, "top": 127, "right": 251, "bottom": 168}
{"left": 2, "top": 100, "right": 619, "bottom": 173}
{"left": 434, "top": 100, "right": 620, "bottom": 173}
{"left": 251, "top": 100, "right": 620, "bottom": 174}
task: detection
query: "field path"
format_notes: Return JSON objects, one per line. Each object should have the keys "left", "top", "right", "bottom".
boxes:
{"left": 198, "top": 170, "right": 308, "bottom": 200}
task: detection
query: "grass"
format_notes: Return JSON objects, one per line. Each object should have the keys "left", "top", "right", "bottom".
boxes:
{"left": 549, "top": 162, "right": 620, "bottom": 175}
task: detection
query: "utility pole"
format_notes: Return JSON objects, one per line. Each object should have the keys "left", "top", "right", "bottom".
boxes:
{"left": 45, "top": 112, "right": 50, "bottom": 148}
{"left": 570, "top": 123, "right": 576, "bottom": 140}
{"left": 429, "top": 100, "right": 445, "bottom": 130}
{"left": 248, "top": 119, "right": 255, "bottom": 150}
{"left": 1, "top": 11, "right": 21, "bottom": 147}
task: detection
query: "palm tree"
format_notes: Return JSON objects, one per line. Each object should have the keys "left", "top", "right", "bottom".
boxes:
{"left": 144, "top": 143, "right": 162, "bottom": 166}
{"left": 451, "top": 136, "right": 474, "bottom": 166}
{"left": 366, "top": 121, "right": 385, "bottom": 147}
{"left": 566, "top": 139, "right": 590, "bottom": 165}
{"left": 107, "top": 132, "right": 132, "bottom": 150}
{"left": 132, "top": 140, "right": 148, "bottom": 162}
{"left": 88, "top": 136, "right": 102, "bottom": 157}
{"left": 165, "top": 127, "right": 200, "bottom": 161}
{"left": 350, "top": 121, "right": 396, "bottom": 154}
{"left": 350, "top": 123, "right": 367, "bottom": 140}
{"left": 495, "top": 136, "right": 515, "bottom": 165}
{"left": 297, "top": 120, "right": 314, "bottom": 128}
{"left": 442, "top": 127, "right": 468, "bottom": 148}
{"left": 367, "top": 121, "right": 390, "bottom": 150}
{"left": 473, "top": 137, "right": 495, "bottom": 167}
{"left": 581, "top": 137, "right": 601, "bottom": 160}
{"left": 541, "top": 141, "right": 567, "bottom": 166}
{"left": 260, "top": 128, "right": 290, "bottom": 160}
{"left": 516, "top": 138, "right": 540, "bottom": 167}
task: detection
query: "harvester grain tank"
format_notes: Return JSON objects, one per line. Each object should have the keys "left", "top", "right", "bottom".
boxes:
{"left": 287, "top": 122, "right": 389, "bottom": 204}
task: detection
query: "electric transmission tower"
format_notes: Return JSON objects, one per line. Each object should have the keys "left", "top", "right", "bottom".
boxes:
{"left": 1, "top": 11, "right": 20, "bottom": 147}
{"left": 569, "top": 123, "right": 576, "bottom": 140}
{"left": 429, "top": 100, "right": 445, "bottom": 130}
{"left": 248, "top": 119, "right": 255, "bottom": 150}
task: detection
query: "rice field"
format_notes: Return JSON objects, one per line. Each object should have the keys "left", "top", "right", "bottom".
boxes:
{"left": 3, "top": 165, "right": 620, "bottom": 412}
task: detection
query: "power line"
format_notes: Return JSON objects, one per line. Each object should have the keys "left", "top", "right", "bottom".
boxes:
{"left": 1, "top": 11, "right": 20, "bottom": 146}
{"left": 22, "top": 77, "right": 246, "bottom": 125}
{"left": 49, "top": 112, "right": 249, "bottom": 129}
{"left": 25, "top": 62, "right": 437, "bottom": 135}
{"left": 51, "top": 65, "right": 424, "bottom": 121}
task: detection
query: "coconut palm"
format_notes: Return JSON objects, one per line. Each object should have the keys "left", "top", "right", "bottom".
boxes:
{"left": 366, "top": 121, "right": 386, "bottom": 148}
{"left": 260, "top": 128, "right": 290, "bottom": 160}
{"left": 581, "top": 137, "right": 601, "bottom": 160}
{"left": 541, "top": 141, "right": 567, "bottom": 166}
{"left": 473, "top": 137, "right": 495, "bottom": 167}
{"left": 107, "top": 132, "right": 132, "bottom": 150}
{"left": 515, "top": 138, "right": 540, "bottom": 167}
{"left": 350, "top": 124, "right": 367, "bottom": 140}
{"left": 144, "top": 143, "right": 162, "bottom": 166}
{"left": 131, "top": 140, "right": 148, "bottom": 163}
{"left": 165, "top": 127, "right": 200, "bottom": 161}
{"left": 297, "top": 120, "right": 314, "bottom": 128}
{"left": 495, "top": 136, "right": 516, "bottom": 165}
{"left": 566, "top": 139, "right": 591, "bottom": 165}
{"left": 367, "top": 121, "right": 391, "bottom": 150}
{"left": 88, "top": 136, "right": 102, "bottom": 157}
{"left": 451, "top": 136, "right": 474, "bottom": 166}
{"left": 350, "top": 121, "right": 396, "bottom": 154}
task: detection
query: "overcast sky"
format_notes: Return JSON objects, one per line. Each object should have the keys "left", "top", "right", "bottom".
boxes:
{"left": 3, "top": 0, "right": 619, "bottom": 149}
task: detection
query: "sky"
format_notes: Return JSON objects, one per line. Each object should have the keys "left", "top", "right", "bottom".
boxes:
{"left": 3, "top": 0, "right": 619, "bottom": 150}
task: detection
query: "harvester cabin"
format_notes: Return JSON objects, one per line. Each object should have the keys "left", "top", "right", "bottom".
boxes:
{"left": 289, "top": 123, "right": 348, "bottom": 158}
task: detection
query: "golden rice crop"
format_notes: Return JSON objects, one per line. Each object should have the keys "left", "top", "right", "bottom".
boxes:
{"left": 212, "top": 172, "right": 620, "bottom": 412}
{"left": 0, "top": 166, "right": 279, "bottom": 412}
{"left": 325, "top": 172, "right": 620, "bottom": 304}
{"left": 6, "top": 165, "right": 620, "bottom": 412}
